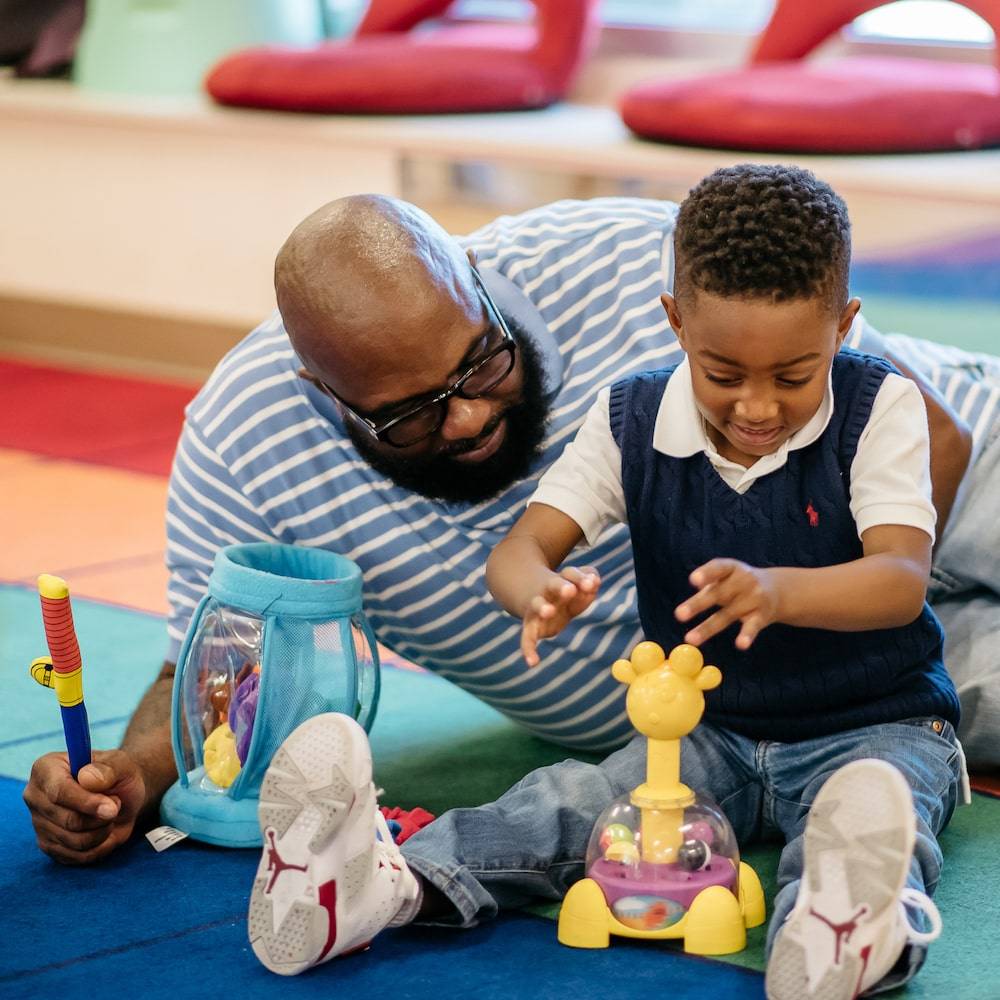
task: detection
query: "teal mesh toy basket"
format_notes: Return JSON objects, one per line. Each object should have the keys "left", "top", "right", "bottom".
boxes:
{"left": 160, "top": 543, "right": 379, "bottom": 847}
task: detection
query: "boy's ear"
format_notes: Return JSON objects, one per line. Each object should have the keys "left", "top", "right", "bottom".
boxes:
{"left": 837, "top": 297, "right": 862, "bottom": 346}
{"left": 662, "top": 293, "right": 686, "bottom": 347}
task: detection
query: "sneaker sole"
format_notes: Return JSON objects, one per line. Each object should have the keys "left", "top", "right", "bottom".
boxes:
{"left": 766, "top": 759, "right": 915, "bottom": 1000}
{"left": 247, "top": 713, "right": 372, "bottom": 976}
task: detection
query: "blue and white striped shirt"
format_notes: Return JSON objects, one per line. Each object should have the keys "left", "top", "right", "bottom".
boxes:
{"left": 166, "top": 197, "right": 1000, "bottom": 752}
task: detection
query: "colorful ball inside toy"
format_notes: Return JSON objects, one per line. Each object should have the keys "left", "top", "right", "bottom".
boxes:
{"left": 604, "top": 840, "right": 641, "bottom": 865}
{"left": 684, "top": 820, "right": 715, "bottom": 845}
{"left": 677, "top": 838, "right": 711, "bottom": 871}
{"left": 599, "top": 822, "right": 634, "bottom": 853}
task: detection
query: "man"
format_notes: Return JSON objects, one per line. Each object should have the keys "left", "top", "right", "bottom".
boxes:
{"left": 23, "top": 193, "right": 998, "bottom": 865}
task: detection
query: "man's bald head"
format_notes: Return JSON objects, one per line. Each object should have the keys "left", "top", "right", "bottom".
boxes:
{"left": 275, "top": 194, "right": 475, "bottom": 379}
{"left": 276, "top": 195, "right": 550, "bottom": 503}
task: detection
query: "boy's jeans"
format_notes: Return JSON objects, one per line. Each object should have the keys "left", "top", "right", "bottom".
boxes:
{"left": 402, "top": 717, "right": 960, "bottom": 993}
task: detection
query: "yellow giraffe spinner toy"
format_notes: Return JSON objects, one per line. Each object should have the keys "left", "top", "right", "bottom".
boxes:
{"left": 558, "top": 642, "right": 765, "bottom": 954}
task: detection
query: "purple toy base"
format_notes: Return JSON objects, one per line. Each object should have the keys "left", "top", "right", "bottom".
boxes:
{"left": 590, "top": 856, "right": 738, "bottom": 923}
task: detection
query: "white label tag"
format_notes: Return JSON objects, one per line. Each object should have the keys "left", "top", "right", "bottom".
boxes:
{"left": 146, "top": 825, "right": 189, "bottom": 852}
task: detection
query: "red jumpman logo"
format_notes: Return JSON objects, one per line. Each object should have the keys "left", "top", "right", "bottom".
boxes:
{"left": 809, "top": 905, "right": 870, "bottom": 964}
{"left": 263, "top": 829, "right": 310, "bottom": 893}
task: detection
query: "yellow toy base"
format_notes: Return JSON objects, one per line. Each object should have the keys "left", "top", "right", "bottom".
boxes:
{"left": 558, "top": 861, "right": 766, "bottom": 956}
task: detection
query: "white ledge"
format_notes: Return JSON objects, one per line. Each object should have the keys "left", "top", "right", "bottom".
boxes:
{"left": 3, "top": 76, "right": 999, "bottom": 328}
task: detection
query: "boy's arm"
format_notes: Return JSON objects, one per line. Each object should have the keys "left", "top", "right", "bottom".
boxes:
{"left": 487, "top": 503, "right": 586, "bottom": 617}
{"left": 487, "top": 504, "right": 598, "bottom": 666}
{"left": 487, "top": 386, "right": 624, "bottom": 665}
{"left": 768, "top": 524, "right": 931, "bottom": 630}
{"left": 677, "top": 526, "right": 931, "bottom": 648}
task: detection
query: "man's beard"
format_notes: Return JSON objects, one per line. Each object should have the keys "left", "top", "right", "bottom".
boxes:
{"left": 345, "top": 319, "right": 550, "bottom": 504}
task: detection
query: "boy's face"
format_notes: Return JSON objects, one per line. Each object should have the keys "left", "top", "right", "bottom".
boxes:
{"left": 663, "top": 290, "right": 860, "bottom": 468}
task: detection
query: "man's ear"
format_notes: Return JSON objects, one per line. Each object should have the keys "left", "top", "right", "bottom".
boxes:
{"left": 298, "top": 367, "right": 338, "bottom": 407}
{"left": 837, "top": 297, "right": 862, "bottom": 347}
{"left": 662, "top": 293, "right": 687, "bottom": 350}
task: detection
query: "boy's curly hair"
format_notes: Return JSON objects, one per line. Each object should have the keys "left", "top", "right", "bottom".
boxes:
{"left": 673, "top": 164, "right": 851, "bottom": 315}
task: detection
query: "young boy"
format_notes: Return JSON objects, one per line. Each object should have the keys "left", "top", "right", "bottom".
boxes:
{"left": 246, "top": 166, "right": 962, "bottom": 1000}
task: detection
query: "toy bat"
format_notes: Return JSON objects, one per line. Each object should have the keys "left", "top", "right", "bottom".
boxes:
{"left": 30, "top": 574, "right": 92, "bottom": 778}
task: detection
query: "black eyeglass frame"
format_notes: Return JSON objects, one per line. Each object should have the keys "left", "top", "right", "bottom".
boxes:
{"left": 317, "top": 266, "right": 517, "bottom": 448}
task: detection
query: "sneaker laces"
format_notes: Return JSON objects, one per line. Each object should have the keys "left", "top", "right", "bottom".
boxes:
{"left": 899, "top": 887, "right": 943, "bottom": 946}
{"left": 373, "top": 806, "right": 422, "bottom": 927}
{"left": 374, "top": 808, "right": 407, "bottom": 870}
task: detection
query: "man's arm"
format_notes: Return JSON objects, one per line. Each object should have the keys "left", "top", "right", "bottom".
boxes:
{"left": 23, "top": 661, "right": 178, "bottom": 865}
{"left": 883, "top": 349, "right": 972, "bottom": 535}
{"left": 119, "top": 660, "right": 179, "bottom": 827}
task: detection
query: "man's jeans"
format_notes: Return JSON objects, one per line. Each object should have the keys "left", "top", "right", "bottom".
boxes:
{"left": 402, "top": 718, "right": 961, "bottom": 991}
{"left": 930, "top": 415, "right": 1000, "bottom": 768}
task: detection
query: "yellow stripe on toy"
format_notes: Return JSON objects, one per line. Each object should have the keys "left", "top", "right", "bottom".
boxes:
{"left": 53, "top": 667, "right": 85, "bottom": 708}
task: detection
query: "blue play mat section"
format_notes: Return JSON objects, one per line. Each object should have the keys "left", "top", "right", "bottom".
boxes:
{"left": 0, "top": 768, "right": 765, "bottom": 999}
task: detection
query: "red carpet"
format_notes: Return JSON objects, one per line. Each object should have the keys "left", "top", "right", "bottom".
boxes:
{"left": 0, "top": 358, "right": 197, "bottom": 476}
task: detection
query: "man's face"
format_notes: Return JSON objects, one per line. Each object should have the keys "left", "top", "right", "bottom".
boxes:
{"left": 341, "top": 316, "right": 549, "bottom": 503}
{"left": 665, "top": 291, "right": 855, "bottom": 468}
{"left": 300, "top": 271, "right": 551, "bottom": 503}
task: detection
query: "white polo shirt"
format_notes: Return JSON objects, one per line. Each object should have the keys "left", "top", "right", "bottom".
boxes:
{"left": 532, "top": 358, "right": 937, "bottom": 548}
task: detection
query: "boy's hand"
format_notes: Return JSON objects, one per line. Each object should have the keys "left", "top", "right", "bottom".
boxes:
{"left": 521, "top": 566, "right": 601, "bottom": 667}
{"left": 675, "top": 559, "right": 782, "bottom": 650}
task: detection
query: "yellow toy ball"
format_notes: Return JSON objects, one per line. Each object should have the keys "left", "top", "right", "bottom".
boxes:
{"left": 604, "top": 840, "right": 641, "bottom": 864}
{"left": 203, "top": 722, "right": 242, "bottom": 788}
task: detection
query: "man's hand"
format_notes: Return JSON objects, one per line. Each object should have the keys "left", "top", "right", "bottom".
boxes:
{"left": 521, "top": 566, "right": 600, "bottom": 667}
{"left": 24, "top": 750, "right": 147, "bottom": 865}
{"left": 675, "top": 559, "right": 783, "bottom": 650}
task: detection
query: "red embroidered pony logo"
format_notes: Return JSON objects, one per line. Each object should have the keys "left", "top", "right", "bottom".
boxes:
{"left": 805, "top": 502, "right": 820, "bottom": 527}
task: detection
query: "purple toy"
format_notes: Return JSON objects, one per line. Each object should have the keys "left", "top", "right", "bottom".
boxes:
{"left": 229, "top": 670, "right": 260, "bottom": 763}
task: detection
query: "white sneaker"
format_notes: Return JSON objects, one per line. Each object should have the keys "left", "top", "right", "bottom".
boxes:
{"left": 247, "top": 713, "right": 420, "bottom": 976}
{"left": 766, "top": 758, "right": 943, "bottom": 1000}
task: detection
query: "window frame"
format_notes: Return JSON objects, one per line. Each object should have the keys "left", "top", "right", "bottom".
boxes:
{"left": 449, "top": 0, "right": 995, "bottom": 65}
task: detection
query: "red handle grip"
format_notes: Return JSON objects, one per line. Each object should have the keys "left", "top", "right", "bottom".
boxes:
{"left": 38, "top": 575, "right": 82, "bottom": 676}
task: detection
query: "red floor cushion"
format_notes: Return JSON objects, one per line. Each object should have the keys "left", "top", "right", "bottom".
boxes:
{"left": 621, "top": 0, "right": 1000, "bottom": 154}
{"left": 622, "top": 56, "right": 1000, "bottom": 153}
{"left": 205, "top": 0, "right": 597, "bottom": 114}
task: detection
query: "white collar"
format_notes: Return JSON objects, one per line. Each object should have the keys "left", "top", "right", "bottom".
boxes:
{"left": 651, "top": 357, "right": 834, "bottom": 467}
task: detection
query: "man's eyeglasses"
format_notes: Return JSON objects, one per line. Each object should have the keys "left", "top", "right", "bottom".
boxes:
{"left": 315, "top": 266, "right": 517, "bottom": 448}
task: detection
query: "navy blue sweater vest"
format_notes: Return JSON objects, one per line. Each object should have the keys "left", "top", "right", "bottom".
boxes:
{"left": 609, "top": 350, "right": 960, "bottom": 742}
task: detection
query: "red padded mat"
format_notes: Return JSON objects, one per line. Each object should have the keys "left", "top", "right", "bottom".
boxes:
{"left": 0, "top": 358, "right": 197, "bottom": 476}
